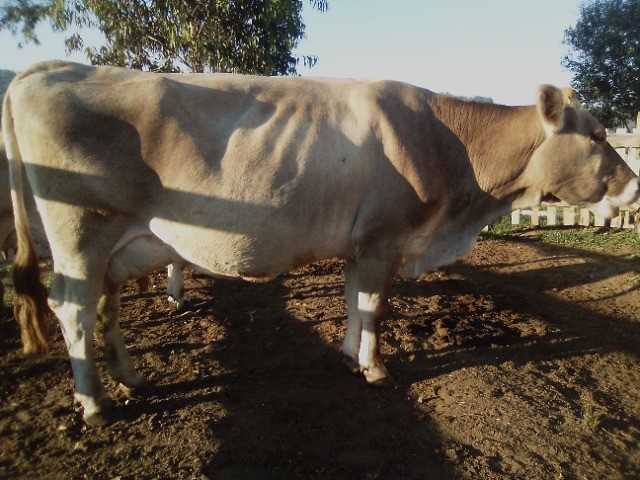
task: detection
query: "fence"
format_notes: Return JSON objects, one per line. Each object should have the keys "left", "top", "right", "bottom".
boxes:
{"left": 508, "top": 129, "right": 639, "bottom": 231}
{"left": 510, "top": 204, "right": 636, "bottom": 229}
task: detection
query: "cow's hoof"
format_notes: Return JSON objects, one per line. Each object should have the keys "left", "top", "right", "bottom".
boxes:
{"left": 118, "top": 380, "right": 155, "bottom": 398}
{"left": 362, "top": 365, "right": 395, "bottom": 387}
{"left": 176, "top": 298, "right": 196, "bottom": 313}
{"left": 83, "top": 399, "right": 124, "bottom": 427}
{"left": 343, "top": 355, "right": 361, "bottom": 375}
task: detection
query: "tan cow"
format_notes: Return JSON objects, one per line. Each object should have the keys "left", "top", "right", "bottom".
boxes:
{"left": 3, "top": 61, "right": 638, "bottom": 426}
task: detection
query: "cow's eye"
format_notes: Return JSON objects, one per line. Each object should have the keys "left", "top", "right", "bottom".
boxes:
{"left": 590, "top": 132, "right": 606, "bottom": 144}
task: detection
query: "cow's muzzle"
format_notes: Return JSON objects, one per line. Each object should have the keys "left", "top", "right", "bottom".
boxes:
{"left": 592, "top": 177, "right": 640, "bottom": 219}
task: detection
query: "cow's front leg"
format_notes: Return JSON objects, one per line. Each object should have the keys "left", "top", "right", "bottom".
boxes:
{"left": 95, "top": 288, "right": 154, "bottom": 398}
{"left": 355, "top": 289, "right": 390, "bottom": 385}
{"left": 342, "top": 255, "right": 395, "bottom": 386}
{"left": 342, "top": 260, "right": 363, "bottom": 374}
{"left": 49, "top": 275, "right": 122, "bottom": 427}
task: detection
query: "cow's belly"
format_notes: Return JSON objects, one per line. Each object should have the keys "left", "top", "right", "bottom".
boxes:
{"left": 147, "top": 217, "right": 350, "bottom": 281}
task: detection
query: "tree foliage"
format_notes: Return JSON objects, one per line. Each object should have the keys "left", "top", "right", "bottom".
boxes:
{"left": 1, "top": 0, "right": 328, "bottom": 75}
{"left": 0, "top": 70, "right": 17, "bottom": 95}
{"left": 563, "top": 0, "right": 640, "bottom": 130}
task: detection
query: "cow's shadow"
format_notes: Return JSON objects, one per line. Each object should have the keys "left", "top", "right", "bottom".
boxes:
{"left": 397, "top": 236, "right": 640, "bottom": 379}
{"left": 181, "top": 272, "right": 458, "bottom": 479}
{"left": 122, "top": 236, "right": 640, "bottom": 480}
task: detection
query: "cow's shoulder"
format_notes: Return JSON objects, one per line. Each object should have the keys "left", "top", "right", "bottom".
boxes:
{"left": 346, "top": 79, "right": 435, "bottom": 116}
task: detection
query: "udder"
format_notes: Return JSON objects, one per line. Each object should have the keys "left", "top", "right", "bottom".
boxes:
{"left": 105, "top": 233, "right": 182, "bottom": 292}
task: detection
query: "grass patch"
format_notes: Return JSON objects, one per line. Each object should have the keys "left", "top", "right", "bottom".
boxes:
{"left": 537, "top": 229, "right": 640, "bottom": 249}
{"left": 3, "top": 288, "right": 13, "bottom": 308}
{"left": 0, "top": 259, "right": 54, "bottom": 308}
{"left": 483, "top": 215, "right": 528, "bottom": 238}
{"left": 484, "top": 214, "right": 640, "bottom": 250}
{"left": 0, "top": 263, "right": 11, "bottom": 277}
{"left": 581, "top": 404, "right": 601, "bottom": 431}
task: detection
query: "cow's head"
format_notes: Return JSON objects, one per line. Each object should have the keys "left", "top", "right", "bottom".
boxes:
{"left": 526, "top": 85, "right": 639, "bottom": 218}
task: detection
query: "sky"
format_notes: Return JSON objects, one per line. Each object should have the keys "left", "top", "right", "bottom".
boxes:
{"left": 0, "top": 0, "right": 585, "bottom": 106}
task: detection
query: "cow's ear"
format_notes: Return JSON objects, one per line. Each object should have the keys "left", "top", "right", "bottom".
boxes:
{"left": 537, "top": 84, "right": 566, "bottom": 133}
{"left": 562, "top": 87, "right": 580, "bottom": 108}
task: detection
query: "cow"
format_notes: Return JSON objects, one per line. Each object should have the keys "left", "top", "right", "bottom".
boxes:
{"left": 3, "top": 60, "right": 638, "bottom": 426}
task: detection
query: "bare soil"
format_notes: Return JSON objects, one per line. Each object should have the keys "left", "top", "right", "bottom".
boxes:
{"left": 1, "top": 232, "right": 639, "bottom": 480}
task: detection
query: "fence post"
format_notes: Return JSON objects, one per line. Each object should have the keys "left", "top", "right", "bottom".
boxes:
{"left": 579, "top": 208, "right": 590, "bottom": 227}
{"left": 610, "top": 214, "right": 622, "bottom": 228}
{"left": 531, "top": 207, "right": 540, "bottom": 226}
{"left": 547, "top": 205, "right": 557, "bottom": 226}
{"left": 563, "top": 206, "right": 576, "bottom": 226}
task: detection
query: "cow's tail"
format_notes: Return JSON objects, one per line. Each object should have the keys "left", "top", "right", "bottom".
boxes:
{"left": 2, "top": 84, "right": 52, "bottom": 356}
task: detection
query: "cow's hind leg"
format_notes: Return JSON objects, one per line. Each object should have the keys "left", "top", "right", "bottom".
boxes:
{"left": 166, "top": 263, "right": 193, "bottom": 312}
{"left": 95, "top": 288, "right": 155, "bottom": 398}
{"left": 49, "top": 273, "right": 123, "bottom": 426}
{"left": 342, "top": 253, "right": 396, "bottom": 386}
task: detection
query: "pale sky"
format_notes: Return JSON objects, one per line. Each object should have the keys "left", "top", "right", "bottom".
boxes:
{"left": 0, "top": 0, "right": 584, "bottom": 106}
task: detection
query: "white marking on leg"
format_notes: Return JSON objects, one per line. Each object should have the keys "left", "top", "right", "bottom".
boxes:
{"left": 166, "top": 263, "right": 188, "bottom": 308}
{"left": 356, "top": 291, "right": 383, "bottom": 369}
{"left": 53, "top": 299, "right": 107, "bottom": 418}
{"left": 342, "top": 261, "right": 361, "bottom": 362}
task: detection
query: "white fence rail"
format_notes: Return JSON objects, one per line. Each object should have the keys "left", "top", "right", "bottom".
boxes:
{"left": 609, "top": 128, "right": 640, "bottom": 176}
{"left": 510, "top": 204, "right": 636, "bottom": 229}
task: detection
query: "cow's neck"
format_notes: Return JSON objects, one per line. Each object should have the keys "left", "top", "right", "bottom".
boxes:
{"left": 429, "top": 95, "right": 546, "bottom": 208}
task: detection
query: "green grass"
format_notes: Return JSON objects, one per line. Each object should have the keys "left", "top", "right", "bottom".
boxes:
{"left": 0, "top": 260, "right": 53, "bottom": 308}
{"left": 537, "top": 229, "right": 640, "bottom": 249}
{"left": 3, "top": 288, "right": 13, "bottom": 308}
{"left": 0, "top": 263, "right": 11, "bottom": 277}
{"left": 484, "top": 214, "right": 640, "bottom": 250}
{"left": 581, "top": 404, "right": 601, "bottom": 431}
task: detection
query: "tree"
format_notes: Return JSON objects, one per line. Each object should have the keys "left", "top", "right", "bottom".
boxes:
{"left": 0, "top": 70, "right": 16, "bottom": 95}
{"left": 1, "top": 0, "right": 328, "bottom": 75}
{"left": 562, "top": 0, "right": 640, "bottom": 131}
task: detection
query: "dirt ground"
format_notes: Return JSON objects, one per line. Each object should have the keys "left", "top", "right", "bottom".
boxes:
{"left": 0, "top": 232, "right": 639, "bottom": 480}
